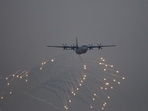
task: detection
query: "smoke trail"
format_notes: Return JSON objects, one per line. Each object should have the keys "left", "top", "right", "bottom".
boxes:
{"left": 23, "top": 92, "right": 62, "bottom": 111}
{"left": 0, "top": 53, "right": 125, "bottom": 111}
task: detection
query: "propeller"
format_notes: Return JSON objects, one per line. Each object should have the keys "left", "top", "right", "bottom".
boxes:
{"left": 88, "top": 44, "right": 93, "bottom": 50}
{"left": 98, "top": 43, "right": 103, "bottom": 50}
{"left": 63, "top": 43, "right": 67, "bottom": 50}
{"left": 71, "top": 44, "right": 75, "bottom": 50}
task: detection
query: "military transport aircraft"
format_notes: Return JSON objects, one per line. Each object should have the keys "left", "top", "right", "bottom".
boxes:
{"left": 47, "top": 38, "right": 116, "bottom": 55}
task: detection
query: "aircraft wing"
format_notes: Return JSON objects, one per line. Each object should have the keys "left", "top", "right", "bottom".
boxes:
{"left": 47, "top": 45, "right": 78, "bottom": 50}
{"left": 88, "top": 44, "right": 116, "bottom": 50}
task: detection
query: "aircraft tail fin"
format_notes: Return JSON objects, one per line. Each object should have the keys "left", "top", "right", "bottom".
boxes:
{"left": 76, "top": 37, "right": 78, "bottom": 46}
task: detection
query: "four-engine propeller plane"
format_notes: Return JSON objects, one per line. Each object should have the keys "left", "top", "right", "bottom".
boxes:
{"left": 47, "top": 38, "right": 116, "bottom": 55}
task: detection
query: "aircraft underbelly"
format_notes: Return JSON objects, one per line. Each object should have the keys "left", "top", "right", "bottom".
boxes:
{"left": 75, "top": 48, "right": 87, "bottom": 54}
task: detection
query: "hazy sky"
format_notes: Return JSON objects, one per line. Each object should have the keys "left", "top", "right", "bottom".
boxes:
{"left": 0, "top": 1, "right": 148, "bottom": 111}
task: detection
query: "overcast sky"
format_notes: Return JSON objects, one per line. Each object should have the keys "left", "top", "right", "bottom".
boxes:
{"left": 0, "top": 1, "right": 148, "bottom": 111}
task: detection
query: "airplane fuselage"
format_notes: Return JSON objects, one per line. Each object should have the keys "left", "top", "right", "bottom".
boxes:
{"left": 75, "top": 45, "right": 88, "bottom": 54}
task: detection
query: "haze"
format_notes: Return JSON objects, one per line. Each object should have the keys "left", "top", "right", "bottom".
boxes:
{"left": 0, "top": 1, "right": 148, "bottom": 111}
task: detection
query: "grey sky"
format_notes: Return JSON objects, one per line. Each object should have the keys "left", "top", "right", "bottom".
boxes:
{"left": 0, "top": 0, "right": 148, "bottom": 111}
